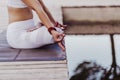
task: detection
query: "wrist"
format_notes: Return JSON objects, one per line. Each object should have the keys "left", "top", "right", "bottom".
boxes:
{"left": 48, "top": 27, "right": 56, "bottom": 34}
{"left": 54, "top": 21, "right": 59, "bottom": 27}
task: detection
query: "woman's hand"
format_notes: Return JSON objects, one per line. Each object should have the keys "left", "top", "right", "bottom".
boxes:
{"left": 51, "top": 30, "right": 65, "bottom": 51}
{"left": 55, "top": 22, "right": 67, "bottom": 30}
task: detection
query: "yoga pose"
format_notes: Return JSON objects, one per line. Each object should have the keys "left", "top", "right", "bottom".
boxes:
{"left": 7, "top": 0, "right": 66, "bottom": 51}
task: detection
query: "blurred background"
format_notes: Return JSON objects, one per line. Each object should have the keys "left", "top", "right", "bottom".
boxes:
{"left": 0, "top": 0, "right": 119, "bottom": 32}
{"left": 1, "top": 0, "right": 120, "bottom": 80}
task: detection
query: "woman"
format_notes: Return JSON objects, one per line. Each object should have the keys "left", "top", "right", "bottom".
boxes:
{"left": 7, "top": 0, "right": 66, "bottom": 51}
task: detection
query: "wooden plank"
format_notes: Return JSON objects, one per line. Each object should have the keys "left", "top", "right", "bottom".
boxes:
{"left": 0, "top": 64, "right": 67, "bottom": 70}
{"left": 0, "top": 61, "right": 66, "bottom": 65}
{"left": 0, "top": 68, "right": 67, "bottom": 73}
{"left": 0, "top": 61, "right": 68, "bottom": 80}
{"left": 0, "top": 69, "right": 68, "bottom": 79}
{"left": 63, "top": 7, "right": 120, "bottom": 34}
{"left": 63, "top": 7, "right": 120, "bottom": 22}
{"left": 0, "top": 79, "right": 67, "bottom": 80}
{"left": 16, "top": 44, "right": 66, "bottom": 61}
{"left": 65, "top": 25, "right": 120, "bottom": 35}
{"left": 0, "top": 31, "right": 20, "bottom": 61}
{"left": 0, "top": 47, "right": 20, "bottom": 61}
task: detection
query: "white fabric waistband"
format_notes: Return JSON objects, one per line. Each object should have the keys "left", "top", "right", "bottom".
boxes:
{"left": 7, "top": 19, "right": 35, "bottom": 31}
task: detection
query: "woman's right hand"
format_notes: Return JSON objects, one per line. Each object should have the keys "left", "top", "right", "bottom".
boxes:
{"left": 51, "top": 30, "right": 65, "bottom": 51}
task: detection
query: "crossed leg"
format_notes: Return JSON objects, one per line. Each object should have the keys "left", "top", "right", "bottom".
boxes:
{"left": 30, "top": 0, "right": 66, "bottom": 51}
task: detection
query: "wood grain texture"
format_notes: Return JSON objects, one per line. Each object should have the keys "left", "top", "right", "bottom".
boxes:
{"left": 0, "top": 61, "right": 68, "bottom": 80}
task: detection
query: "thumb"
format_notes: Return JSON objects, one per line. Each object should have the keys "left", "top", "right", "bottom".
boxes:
{"left": 57, "top": 34, "right": 65, "bottom": 42}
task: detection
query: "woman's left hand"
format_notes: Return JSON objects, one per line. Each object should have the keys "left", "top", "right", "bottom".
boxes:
{"left": 51, "top": 30, "right": 65, "bottom": 51}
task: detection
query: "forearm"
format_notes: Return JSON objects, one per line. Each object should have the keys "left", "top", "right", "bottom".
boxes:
{"left": 35, "top": 6, "right": 54, "bottom": 28}
{"left": 38, "top": 0, "right": 56, "bottom": 25}
{"left": 22, "top": 0, "right": 54, "bottom": 28}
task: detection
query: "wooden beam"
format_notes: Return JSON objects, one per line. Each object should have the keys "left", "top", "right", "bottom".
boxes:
{"left": 63, "top": 7, "right": 120, "bottom": 34}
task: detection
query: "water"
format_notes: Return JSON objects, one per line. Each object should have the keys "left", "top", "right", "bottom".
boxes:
{"left": 65, "top": 35, "right": 120, "bottom": 79}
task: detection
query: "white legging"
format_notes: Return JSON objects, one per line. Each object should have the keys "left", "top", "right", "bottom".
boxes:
{"left": 7, "top": 19, "right": 62, "bottom": 49}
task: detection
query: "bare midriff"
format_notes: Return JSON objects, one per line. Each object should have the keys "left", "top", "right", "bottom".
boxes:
{"left": 8, "top": 6, "right": 33, "bottom": 23}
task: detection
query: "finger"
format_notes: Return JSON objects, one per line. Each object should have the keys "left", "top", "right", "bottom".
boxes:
{"left": 56, "top": 34, "right": 65, "bottom": 42}
{"left": 63, "top": 25, "right": 67, "bottom": 29}
{"left": 58, "top": 41, "right": 65, "bottom": 51}
{"left": 61, "top": 25, "right": 67, "bottom": 27}
{"left": 57, "top": 24, "right": 66, "bottom": 30}
{"left": 60, "top": 24, "right": 67, "bottom": 29}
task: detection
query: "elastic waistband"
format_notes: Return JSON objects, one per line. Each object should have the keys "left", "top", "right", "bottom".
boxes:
{"left": 8, "top": 19, "right": 35, "bottom": 30}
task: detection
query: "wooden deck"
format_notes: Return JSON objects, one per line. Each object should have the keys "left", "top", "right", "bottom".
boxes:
{"left": 0, "top": 61, "right": 68, "bottom": 80}
{"left": 0, "top": 31, "right": 66, "bottom": 61}
{"left": 0, "top": 31, "right": 68, "bottom": 80}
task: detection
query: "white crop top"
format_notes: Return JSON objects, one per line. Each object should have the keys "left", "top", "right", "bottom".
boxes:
{"left": 8, "top": 0, "right": 27, "bottom": 8}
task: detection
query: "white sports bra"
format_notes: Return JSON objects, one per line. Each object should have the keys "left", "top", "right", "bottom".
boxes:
{"left": 7, "top": 0, "right": 27, "bottom": 8}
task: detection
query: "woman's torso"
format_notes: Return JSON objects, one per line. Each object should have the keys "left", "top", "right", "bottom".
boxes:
{"left": 7, "top": 0, "right": 33, "bottom": 23}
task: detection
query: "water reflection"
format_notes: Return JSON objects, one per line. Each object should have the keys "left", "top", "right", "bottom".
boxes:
{"left": 70, "top": 61, "right": 120, "bottom": 80}
{"left": 65, "top": 35, "right": 120, "bottom": 80}
{"left": 70, "top": 61, "right": 105, "bottom": 80}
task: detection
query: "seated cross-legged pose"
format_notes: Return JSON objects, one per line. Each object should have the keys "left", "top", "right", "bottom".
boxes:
{"left": 7, "top": 0, "right": 66, "bottom": 51}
